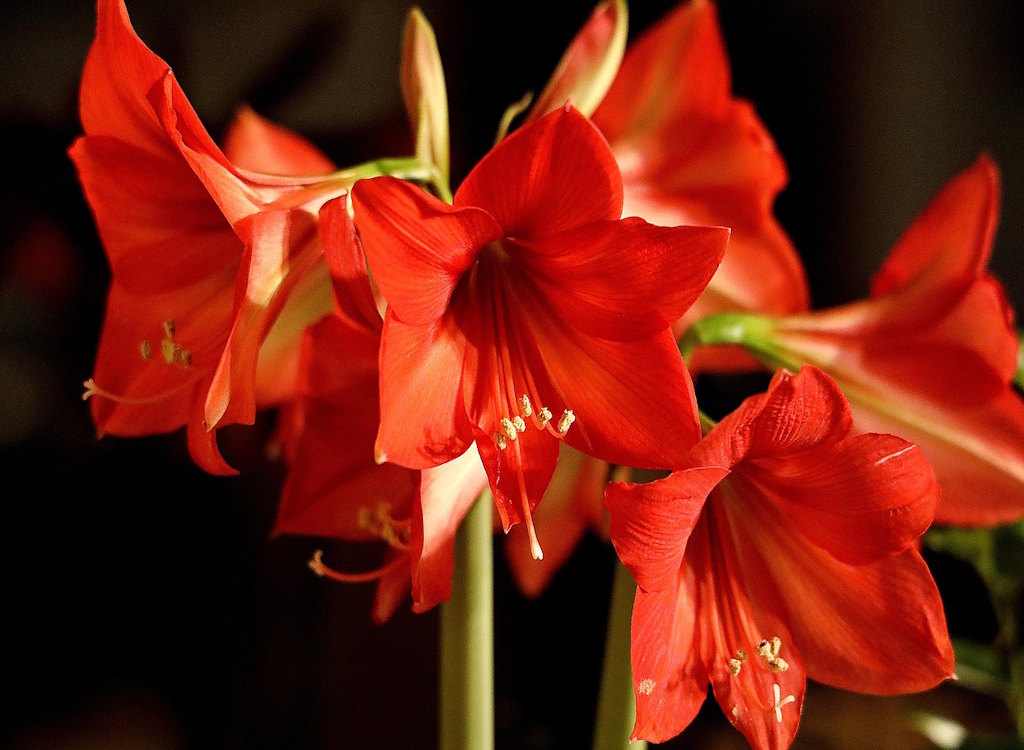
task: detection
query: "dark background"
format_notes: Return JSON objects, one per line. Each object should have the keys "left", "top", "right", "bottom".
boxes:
{"left": 1, "top": 1, "right": 1022, "bottom": 748}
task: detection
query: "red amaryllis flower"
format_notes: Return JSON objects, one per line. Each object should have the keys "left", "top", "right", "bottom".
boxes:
{"left": 274, "top": 199, "right": 487, "bottom": 618}
{"left": 351, "top": 105, "right": 728, "bottom": 558}
{"left": 530, "top": 0, "right": 807, "bottom": 370}
{"left": 742, "top": 156, "right": 1024, "bottom": 525}
{"left": 605, "top": 366, "right": 953, "bottom": 749}
{"left": 71, "top": 0, "right": 345, "bottom": 473}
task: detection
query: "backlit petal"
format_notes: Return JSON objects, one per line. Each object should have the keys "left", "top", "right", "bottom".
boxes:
{"left": 223, "top": 106, "right": 335, "bottom": 176}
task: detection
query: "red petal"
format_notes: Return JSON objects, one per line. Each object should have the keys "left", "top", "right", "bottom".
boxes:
{"left": 275, "top": 317, "right": 415, "bottom": 541}
{"left": 411, "top": 447, "right": 489, "bottom": 612}
{"left": 223, "top": 106, "right": 335, "bottom": 176}
{"left": 352, "top": 176, "right": 501, "bottom": 326}
{"left": 376, "top": 313, "right": 474, "bottom": 469}
{"left": 186, "top": 392, "right": 237, "bottom": 476}
{"left": 69, "top": 137, "right": 241, "bottom": 292}
{"left": 79, "top": 0, "right": 173, "bottom": 151}
{"left": 691, "top": 508, "right": 805, "bottom": 750}
{"left": 703, "top": 367, "right": 852, "bottom": 466}
{"left": 319, "top": 196, "right": 383, "bottom": 334}
{"left": 605, "top": 466, "right": 727, "bottom": 593}
{"left": 594, "top": 0, "right": 730, "bottom": 144}
{"left": 455, "top": 106, "right": 623, "bottom": 237}
{"left": 630, "top": 585, "right": 709, "bottom": 743}
{"left": 871, "top": 155, "right": 999, "bottom": 298}
{"left": 204, "top": 208, "right": 325, "bottom": 430}
{"left": 745, "top": 435, "right": 939, "bottom": 565}
{"left": 726, "top": 476, "right": 954, "bottom": 694}
{"left": 513, "top": 218, "right": 727, "bottom": 341}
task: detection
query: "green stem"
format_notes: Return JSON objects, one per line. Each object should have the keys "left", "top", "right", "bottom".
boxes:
{"left": 440, "top": 492, "right": 494, "bottom": 750}
{"left": 1014, "top": 331, "right": 1024, "bottom": 391}
{"left": 593, "top": 559, "right": 646, "bottom": 750}
{"left": 679, "top": 312, "right": 798, "bottom": 372}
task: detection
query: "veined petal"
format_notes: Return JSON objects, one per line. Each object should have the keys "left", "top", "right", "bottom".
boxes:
{"left": 411, "top": 446, "right": 489, "bottom": 612}
{"left": 528, "top": 0, "right": 628, "bottom": 120}
{"left": 513, "top": 218, "right": 727, "bottom": 341}
{"left": 454, "top": 106, "right": 623, "bottom": 237}
{"left": 376, "top": 313, "right": 474, "bottom": 469}
{"left": 745, "top": 435, "right": 938, "bottom": 564}
{"left": 606, "top": 466, "right": 727, "bottom": 592}
{"left": 630, "top": 582, "right": 709, "bottom": 743}
{"left": 352, "top": 176, "right": 501, "bottom": 326}
{"left": 757, "top": 524, "right": 953, "bottom": 692}
{"left": 223, "top": 106, "right": 335, "bottom": 176}
{"left": 704, "top": 367, "right": 852, "bottom": 466}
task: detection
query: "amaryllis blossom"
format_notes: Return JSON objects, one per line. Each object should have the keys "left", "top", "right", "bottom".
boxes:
{"left": 530, "top": 0, "right": 807, "bottom": 369}
{"left": 274, "top": 199, "right": 487, "bottom": 618}
{"left": 711, "top": 156, "right": 1024, "bottom": 525}
{"left": 71, "top": 0, "right": 358, "bottom": 473}
{"left": 351, "top": 105, "right": 728, "bottom": 558}
{"left": 605, "top": 366, "right": 953, "bottom": 749}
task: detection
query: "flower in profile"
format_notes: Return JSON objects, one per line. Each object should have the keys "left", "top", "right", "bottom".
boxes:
{"left": 605, "top": 366, "right": 953, "bottom": 749}
{"left": 71, "top": 0, "right": 352, "bottom": 473}
{"left": 530, "top": 0, "right": 807, "bottom": 370}
{"left": 692, "top": 156, "right": 1024, "bottom": 525}
{"left": 273, "top": 199, "right": 487, "bottom": 618}
{"left": 352, "top": 105, "right": 728, "bottom": 558}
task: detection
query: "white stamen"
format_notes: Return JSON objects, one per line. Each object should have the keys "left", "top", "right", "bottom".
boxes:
{"left": 771, "top": 683, "right": 795, "bottom": 723}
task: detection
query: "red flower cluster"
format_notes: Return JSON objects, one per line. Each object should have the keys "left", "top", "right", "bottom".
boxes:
{"left": 71, "top": 1, "right": 1022, "bottom": 748}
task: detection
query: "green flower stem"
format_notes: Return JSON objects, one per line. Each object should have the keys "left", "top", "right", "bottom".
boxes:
{"left": 593, "top": 558, "right": 646, "bottom": 750}
{"left": 440, "top": 491, "right": 494, "bottom": 750}
{"left": 1014, "top": 331, "right": 1024, "bottom": 391}
{"left": 679, "top": 312, "right": 798, "bottom": 371}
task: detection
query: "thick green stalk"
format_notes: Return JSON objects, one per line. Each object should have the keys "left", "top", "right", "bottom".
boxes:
{"left": 440, "top": 492, "right": 494, "bottom": 750}
{"left": 593, "top": 559, "right": 647, "bottom": 750}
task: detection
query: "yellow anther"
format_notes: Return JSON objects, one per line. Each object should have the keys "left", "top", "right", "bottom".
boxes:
{"left": 500, "top": 417, "right": 518, "bottom": 442}
{"left": 768, "top": 657, "right": 789, "bottom": 673}
{"left": 512, "top": 415, "right": 527, "bottom": 433}
{"left": 736, "top": 649, "right": 748, "bottom": 662}
{"left": 771, "top": 636, "right": 782, "bottom": 657}
{"left": 728, "top": 658, "right": 742, "bottom": 676}
{"left": 140, "top": 340, "right": 152, "bottom": 361}
{"left": 494, "top": 432, "right": 508, "bottom": 450}
{"left": 536, "top": 407, "right": 552, "bottom": 428}
{"left": 556, "top": 409, "right": 575, "bottom": 434}
{"left": 163, "top": 319, "right": 176, "bottom": 338}
{"left": 756, "top": 640, "right": 773, "bottom": 659}
{"left": 161, "top": 338, "right": 177, "bottom": 364}
{"left": 518, "top": 394, "right": 533, "bottom": 418}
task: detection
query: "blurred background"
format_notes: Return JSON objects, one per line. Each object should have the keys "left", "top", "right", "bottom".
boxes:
{"left": 1, "top": 0, "right": 1022, "bottom": 747}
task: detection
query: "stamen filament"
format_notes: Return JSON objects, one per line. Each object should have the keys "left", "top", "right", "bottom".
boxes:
{"left": 308, "top": 549, "right": 406, "bottom": 584}
{"left": 82, "top": 377, "right": 190, "bottom": 405}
